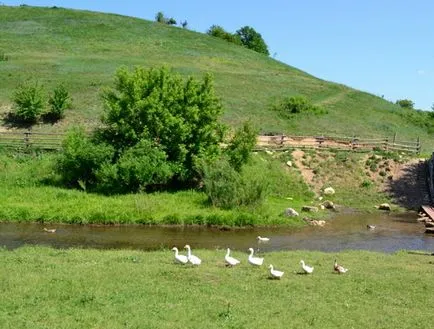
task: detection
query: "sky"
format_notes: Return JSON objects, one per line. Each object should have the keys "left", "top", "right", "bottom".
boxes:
{"left": 3, "top": 0, "right": 434, "bottom": 110}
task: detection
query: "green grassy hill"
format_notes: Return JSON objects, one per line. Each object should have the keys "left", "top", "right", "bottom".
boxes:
{"left": 0, "top": 5, "right": 432, "bottom": 150}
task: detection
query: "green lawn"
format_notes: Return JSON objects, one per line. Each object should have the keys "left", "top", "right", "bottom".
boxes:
{"left": 1, "top": 246, "right": 432, "bottom": 329}
{"left": 1, "top": 5, "right": 434, "bottom": 152}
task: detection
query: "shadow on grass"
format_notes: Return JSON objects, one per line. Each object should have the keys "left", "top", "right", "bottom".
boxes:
{"left": 383, "top": 160, "right": 429, "bottom": 210}
{"left": 2, "top": 112, "right": 34, "bottom": 129}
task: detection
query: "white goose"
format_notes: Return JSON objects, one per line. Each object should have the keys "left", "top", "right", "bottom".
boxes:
{"left": 257, "top": 236, "right": 270, "bottom": 242}
{"left": 268, "top": 264, "right": 284, "bottom": 279}
{"left": 184, "top": 245, "right": 202, "bottom": 265}
{"left": 225, "top": 248, "right": 241, "bottom": 266}
{"left": 171, "top": 247, "right": 188, "bottom": 264}
{"left": 300, "top": 260, "right": 314, "bottom": 274}
{"left": 334, "top": 259, "right": 348, "bottom": 274}
{"left": 248, "top": 247, "right": 264, "bottom": 266}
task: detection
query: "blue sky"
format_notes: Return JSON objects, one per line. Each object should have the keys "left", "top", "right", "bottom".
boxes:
{"left": 4, "top": 0, "right": 434, "bottom": 110}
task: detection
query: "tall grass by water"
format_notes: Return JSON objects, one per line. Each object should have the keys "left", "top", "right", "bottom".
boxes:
{"left": 0, "top": 149, "right": 314, "bottom": 226}
{"left": 1, "top": 246, "right": 432, "bottom": 329}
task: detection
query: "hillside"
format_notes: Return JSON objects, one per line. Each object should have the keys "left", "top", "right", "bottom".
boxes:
{"left": 0, "top": 5, "right": 433, "bottom": 151}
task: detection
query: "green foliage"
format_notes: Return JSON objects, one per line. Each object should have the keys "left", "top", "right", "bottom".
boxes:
{"left": 360, "top": 180, "right": 372, "bottom": 188}
{"left": 12, "top": 80, "right": 45, "bottom": 123}
{"left": 206, "top": 25, "right": 241, "bottom": 45}
{"left": 236, "top": 26, "right": 269, "bottom": 55}
{"left": 225, "top": 121, "right": 258, "bottom": 171}
{"left": 396, "top": 99, "right": 414, "bottom": 109}
{"left": 99, "top": 66, "right": 225, "bottom": 185}
{"left": 0, "top": 52, "right": 9, "bottom": 61}
{"left": 202, "top": 158, "right": 268, "bottom": 209}
{"left": 271, "top": 95, "right": 326, "bottom": 116}
{"left": 96, "top": 140, "right": 174, "bottom": 193}
{"left": 155, "top": 11, "right": 176, "bottom": 25}
{"left": 46, "top": 84, "right": 71, "bottom": 121}
{"left": 56, "top": 127, "right": 114, "bottom": 189}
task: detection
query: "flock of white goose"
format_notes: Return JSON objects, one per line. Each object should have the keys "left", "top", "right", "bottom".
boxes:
{"left": 171, "top": 236, "right": 348, "bottom": 279}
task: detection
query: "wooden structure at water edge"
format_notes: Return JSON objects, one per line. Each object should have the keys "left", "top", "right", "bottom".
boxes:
{"left": 419, "top": 205, "right": 434, "bottom": 233}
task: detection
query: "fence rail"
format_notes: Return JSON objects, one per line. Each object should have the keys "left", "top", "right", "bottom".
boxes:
{"left": 0, "top": 131, "right": 422, "bottom": 154}
{"left": 256, "top": 134, "right": 421, "bottom": 154}
{"left": 0, "top": 131, "right": 63, "bottom": 150}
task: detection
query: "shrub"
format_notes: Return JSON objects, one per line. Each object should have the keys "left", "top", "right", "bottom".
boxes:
{"left": 96, "top": 139, "right": 174, "bottom": 193}
{"left": 46, "top": 84, "right": 71, "bottom": 121}
{"left": 360, "top": 180, "right": 372, "bottom": 188}
{"left": 99, "top": 66, "right": 225, "bottom": 185}
{"left": 12, "top": 80, "right": 45, "bottom": 123}
{"left": 225, "top": 121, "right": 258, "bottom": 172}
{"left": 56, "top": 128, "right": 114, "bottom": 189}
{"left": 271, "top": 95, "right": 326, "bottom": 116}
{"left": 202, "top": 157, "right": 268, "bottom": 209}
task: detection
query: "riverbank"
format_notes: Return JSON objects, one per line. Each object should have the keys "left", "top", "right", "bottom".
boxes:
{"left": 0, "top": 148, "right": 420, "bottom": 226}
{"left": 1, "top": 246, "right": 432, "bottom": 329}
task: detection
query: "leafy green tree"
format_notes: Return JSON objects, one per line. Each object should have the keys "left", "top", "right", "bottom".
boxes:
{"left": 225, "top": 121, "right": 258, "bottom": 172}
{"left": 396, "top": 99, "right": 414, "bottom": 109}
{"left": 207, "top": 25, "right": 241, "bottom": 45}
{"left": 155, "top": 11, "right": 165, "bottom": 23}
{"left": 96, "top": 139, "right": 174, "bottom": 193}
{"left": 12, "top": 80, "right": 45, "bottom": 124}
{"left": 236, "top": 26, "right": 269, "bottom": 55}
{"left": 155, "top": 11, "right": 176, "bottom": 25}
{"left": 56, "top": 127, "right": 114, "bottom": 189}
{"left": 98, "top": 66, "right": 226, "bottom": 185}
{"left": 166, "top": 17, "right": 177, "bottom": 25}
{"left": 46, "top": 84, "right": 71, "bottom": 121}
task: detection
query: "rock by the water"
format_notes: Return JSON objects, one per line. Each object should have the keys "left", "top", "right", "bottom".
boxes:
{"left": 284, "top": 208, "right": 299, "bottom": 217}
{"left": 378, "top": 203, "right": 391, "bottom": 211}
{"left": 323, "top": 187, "right": 335, "bottom": 195}
{"left": 302, "top": 206, "right": 319, "bottom": 212}
{"left": 322, "top": 200, "right": 335, "bottom": 210}
{"left": 286, "top": 160, "right": 293, "bottom": 167}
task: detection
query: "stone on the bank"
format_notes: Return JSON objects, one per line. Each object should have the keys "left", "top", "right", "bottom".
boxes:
{"left": 284, "top": 208, "right": 299, "bottom": 217}
{"left": 323, "top": 187, "right": 335, "bottom": 195}
{"left": 302, "top": 206, "right": 319, "bottom": 212}
{"left": 286, "top": 160, "right": 293, "bottom": 167}
{"left": 322, "top": 200, "right": 335, "bottom": 210}
{"left": 378, "top": 203, "right": 391, "bottom": 211}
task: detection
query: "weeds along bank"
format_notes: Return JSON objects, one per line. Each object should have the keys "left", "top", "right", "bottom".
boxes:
{"left": 0, "top": 146, "right": 414, "bottom": 226}
{"left": 1, "top": 246, "right": 432, "bottom": 329}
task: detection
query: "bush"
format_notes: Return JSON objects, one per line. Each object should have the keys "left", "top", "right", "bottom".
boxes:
{"left": 12, "top": 80, "right": 45, "bottom": 123}
{"left": 99, "top": 66, "right": 225, "bottom": 185}
{"left": 96, "top": 139, "right": 174, "bottom": 193}
{"left": 225, "top": 121, "right": 258, "bottom": 172}
{"left": 46, "top": 84, "right": 71, "bottom": 121}
{"left": 56, "top": 128, "right": 114, "bottom": 189}
{"left": 202, "top": 158, "right": 268, "bottom": 209}
{"left": 271, "top": 95, "right": 326, "bottom": 116}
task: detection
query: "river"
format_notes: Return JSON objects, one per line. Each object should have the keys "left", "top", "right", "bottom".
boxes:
{"left": 1, "top": 212, "right": 433, "bottom": 253}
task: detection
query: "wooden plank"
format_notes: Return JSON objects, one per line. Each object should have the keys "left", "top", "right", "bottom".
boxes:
{"left": 421, "top": 205, "right": 434, "bottom": 220}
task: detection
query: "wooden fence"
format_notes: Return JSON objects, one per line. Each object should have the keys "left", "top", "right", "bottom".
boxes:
{"left": 0, "top": 130, "right": 422, "bottom": 154}
{"left": 256, "top": 134, "right": 421, "bottom": 154}
{"left": 0, "top": 131, "right": 63, "bottom": 150}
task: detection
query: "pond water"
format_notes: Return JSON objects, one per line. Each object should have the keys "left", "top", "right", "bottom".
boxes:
{"left": 1, "top": 212, "right": 433, "bottom": 253}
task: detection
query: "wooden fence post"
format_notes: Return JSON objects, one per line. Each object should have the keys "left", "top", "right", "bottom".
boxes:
{"left": 24, "top": 129, "right": 31, "bottom": 148}
{"left": 384, "top": 137, "right": 388, "bottom": 152}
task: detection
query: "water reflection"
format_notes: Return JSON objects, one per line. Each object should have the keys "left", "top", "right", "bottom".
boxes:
{"left": 0, "top": 212, "right": 433, "bottom": 253}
